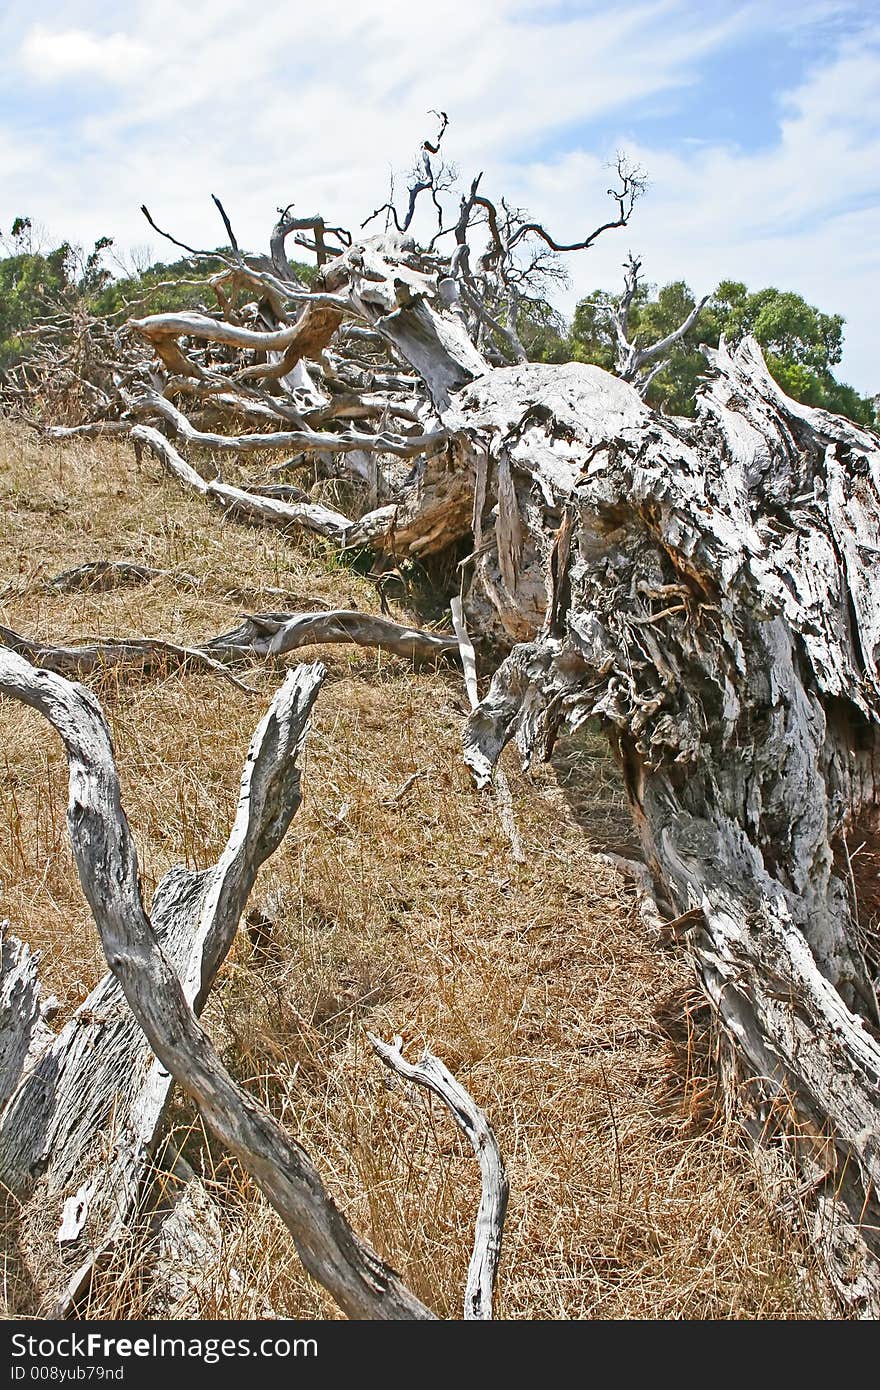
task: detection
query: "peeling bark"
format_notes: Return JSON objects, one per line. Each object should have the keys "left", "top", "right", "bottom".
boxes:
{"left": 0, "top": 930, "right": 54, "bottom": 1112}
{"left": 449, "top": 345, "right": 880, "bottom": 1312}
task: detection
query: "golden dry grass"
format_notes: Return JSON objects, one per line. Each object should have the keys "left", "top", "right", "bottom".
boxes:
{"left": 0, "top": 419, "right": 829, "bottom": 1318}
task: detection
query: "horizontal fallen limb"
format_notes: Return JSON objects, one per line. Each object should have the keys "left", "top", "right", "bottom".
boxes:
{"left": 205, "top": 610, "right": 460, "bottom": 663}
{"left": 135, "top": 391, "right": 447, "bottom": 459}
{"left": 40, "top": 421, "right": 132, "bottom": 439}
{"left": 205, "top": 480, "right": 353, "bottom": 540}
{"left": 129, "top": 300, "right": 347, "bottom": 381}
{"left": 130, "top": 306, "right": 350, "bottom": 350}
{"left": 0, "top": 649, "right": 434, "bottom": 1320}
{"left": 0, "top": 626, "right": 253, "bottom": 694}
{"left": 129, "top": 425, "right": 354, "bottom": 540}
{"left": 0, "top": 608, "right": 461, "bottom": 699}
{"left": 44, "top": 560, "right": 199, "bottom": 593}
{"left": 368, "top": 1034, "right": 508, "bottom": 1320}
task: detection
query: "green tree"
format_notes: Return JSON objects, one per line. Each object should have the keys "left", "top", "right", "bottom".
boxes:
{"left": 89, "top": 250, "right": 316, "bottom": 318}
{"left": 89, "top": 252, "right": 227, "bottom": 318}
{"left": 0, "top": 219, "right": 115, "bottom": 370}
{"left": 567, "top": 290, "right": 621, "bottom": 372}
{"left": 516, "top": 298, "right": 571, "bottom": 364}
{"left": 0, "top": 218, "right": 318, "bottom": 383}
{"left": 0, "top": 224, "right": 73, "bottom": 369}
{"left": 566, "top": 275, "right": 876, "bottom": 427}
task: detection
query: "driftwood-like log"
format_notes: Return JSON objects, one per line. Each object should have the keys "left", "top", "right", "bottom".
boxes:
{"left": 0, "top": 651, "right": 433, "bottom": 1319}
{"left": 368, "top": 1033, "right": 508, "bottom": 1320}
{"left": 446, "top": 345, "right": 880, "bottom": 1313}
{"left": 204, "top": 610, "right": 459, "bottom": 664}
{"left": 128, "top": 300, "right": 346, "bottom": 381}
{"left": 128, "top": 421, "right": 470, "bottom": 559}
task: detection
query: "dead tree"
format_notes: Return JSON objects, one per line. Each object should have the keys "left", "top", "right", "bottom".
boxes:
{"left": 612, "top": 253, "right": 709, "bottom": 393}
{"left": 457, "top": 347, "right": 880, "bottom": 1312}
{"left": 3, "top": 124, "right": 880, "bottom": 1314}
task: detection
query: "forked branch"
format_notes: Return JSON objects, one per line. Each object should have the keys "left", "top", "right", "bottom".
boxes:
{"left": 0, "top": 649, "right": 434, "bottom": 1320}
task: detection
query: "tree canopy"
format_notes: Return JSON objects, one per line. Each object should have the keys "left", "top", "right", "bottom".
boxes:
{"left": 560, "top": 275, "right": 875, "bottom": 426}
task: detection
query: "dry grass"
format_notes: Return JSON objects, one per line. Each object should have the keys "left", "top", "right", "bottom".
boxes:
{"left": 0, "top": 419, "right": 829, "bottom": 1318}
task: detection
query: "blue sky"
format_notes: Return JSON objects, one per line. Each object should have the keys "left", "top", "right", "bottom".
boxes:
{"left": 1, "top": 0, "right": 878, "bottom": 392}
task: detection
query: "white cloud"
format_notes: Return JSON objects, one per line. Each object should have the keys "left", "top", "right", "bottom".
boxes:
{"left": 3, "top": 2, "right": 877, "bottom": 391}
{"left": 503, "top": 28, "right": 880, "bottom": 392}
{"left": 19, "top": 24, "right": 149, "bottom": 82}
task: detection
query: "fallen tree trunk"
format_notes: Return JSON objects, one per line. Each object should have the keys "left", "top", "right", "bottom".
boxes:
{"left": 11, "top": 160, "right": 880, "bottom": 1311}
{"left": 445, "top": 344, "right": 880, "bottom": 1313}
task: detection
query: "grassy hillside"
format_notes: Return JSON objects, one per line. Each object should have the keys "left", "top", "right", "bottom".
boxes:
{"left": 0, "top": 420, "right": 825, "bottom": 1318}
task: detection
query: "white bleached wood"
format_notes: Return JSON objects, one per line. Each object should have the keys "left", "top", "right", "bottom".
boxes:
{"left": 127, "top": 391, "right": 446, "bottom": 459}
{"left": 453, "top": 344, "right": 880, "bottom": 1312}
{"left": 367, "top": 1034, "right": 508, "bottom": 1320}
{"left": 205, "top": 609, "right": 459, "bottom": 664}
{"left": 0, "top": 609, "right": 461, "bottom": 689}
{"left": 0, "top": 624, "right": 254, "bottom": 693}
{"left": 449, "top": 598, "right": 524, "bottom": 862}
{"left": 12, "top": 180, "right": 880, "bottom": 1312}
{"left": 0, "top": 929, "right": 54, "bottom": 1110}
{"left": 0, "top": 651, "right": 433, "bottom": 1319}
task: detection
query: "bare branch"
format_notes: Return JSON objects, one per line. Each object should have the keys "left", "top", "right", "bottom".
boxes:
{"left": 505, "top": 154, "right": 646, "bottom": 255}
{"left": 368, "top": 1033, "right": 508, "bottom": 1319}
{"left": 123, "top": 396, "right": 447, "bottom": 460}
{"left": 34, "top": 559, "right": 200, "bottom": 596}
{"left": 0, "top": 649, "right": 435, "bottom": 1320}
{"left": 140, "top": 205, "right": 230, "bottom": 266}
{"left": 631, "top": 293, "right": 710, "bottom": 371}
{"left": 211, "top": 195, "right": 241, "bottom": 258}
{"left": 204, "top": 610, "right": 460, "bottom": 665}
{"left": 0, "top": 625, "right": 254, "bottom": 694}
